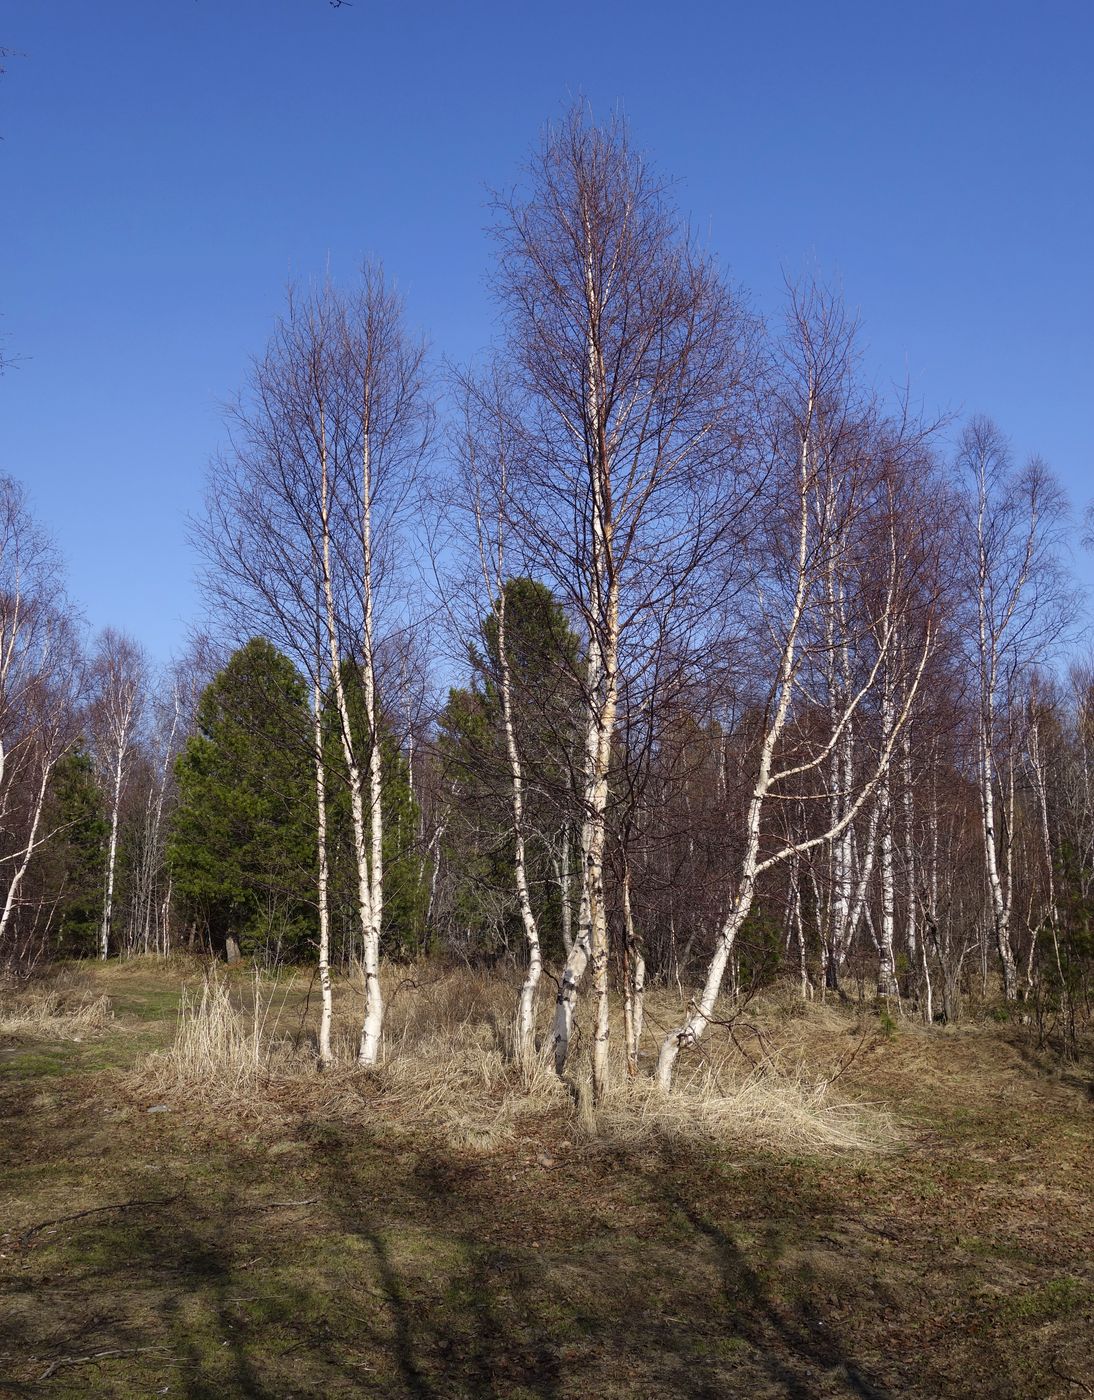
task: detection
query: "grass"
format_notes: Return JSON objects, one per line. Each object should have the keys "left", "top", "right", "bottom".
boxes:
{"left": 0, "top": 958, "right": 1092, "bottom": 1397}
{"left": 133, "top": 962, "right": 893, "bottom": 1156}
{"left": 0, "top": 979, "right": 112, "bottom": 1040}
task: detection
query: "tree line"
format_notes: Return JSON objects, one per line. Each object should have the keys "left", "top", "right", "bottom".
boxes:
{"left": 2, "top": 107, "right": 1091, "bottom": 1092}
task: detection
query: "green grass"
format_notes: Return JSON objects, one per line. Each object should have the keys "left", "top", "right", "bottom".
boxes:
{"left": 997, "top": 1276, "right": 1093, "bottom": 1323}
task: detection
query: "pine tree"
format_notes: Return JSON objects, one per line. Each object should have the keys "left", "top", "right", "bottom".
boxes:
{"left": 436, "top": 578, "right": 581, "bottom": 959}
{"left": 168, "top": 638, "right": 316, "bottom": 963}
{"left": 38, "top": 748, "right": 108, "bottom": 956}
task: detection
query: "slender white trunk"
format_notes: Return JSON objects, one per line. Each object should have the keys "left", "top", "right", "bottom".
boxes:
{"left": 556, "top": 826, "right": 573, "bottom": 956}
{"left": 547, "top": 251, "right": 618, "bottom": 1097}
{"left": 846, "top": 802, "right": 880, "bottom": 968}
{"left": 620, "top": 863, "right": 643, "bottom": 1075}
{"left": 877, "top": 687, "right": 898, "bottom": 998}
{"left": 160, "top": 877, "right": 172, "bottom": 958}
{"left": 357, "top": 426, "right": 385, "bottom": 1067}
{"left": 974, "top": 466, "right": 1021, "bottom": 1002}
{"left": 313, "top": 678, "right": 333, "bottom": 1069}
{"left": 588, "top": 600, "right": 618, "bottom": 1102}
{"left": 980, "top": 725, "right": 1016, "bottom": 999}
{"left": 656, "top": 417, "right": 932, "bottom": 1088}
{"left": 901, "top": 733, "right": 918, "bottom": 963}
{"left": 790, "top": 857, "right": 811, "bottom": 998}
{"left": 877, "top": 804, "right": 897, "bottom": 997}
{"left": 549, "top": 621, "right": 618, "bottom": 1084}
{"left": 316, "top": 413, "right": 378, "bottom": 1058}
{"left": 657, "top": 424, "right": 812, "bottom": 1090}
{"left": 496, "top": 586, "right": 543, "bottom": 1067}
{"left": 1026, "top": 700, "right": 1064, "bottom": 991}
{"left": 920, "top": 923, "right": 934, "bottom": 1024}
{"left": 0, "top": 760, "right": 51, "bottom": 945}
{"left": 100, "top": 745, "right": 126, "bottom": 960}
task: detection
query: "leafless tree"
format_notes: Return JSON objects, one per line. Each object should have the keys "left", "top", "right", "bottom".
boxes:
{"left": 489, "top": 103, "right": 759, "bottom": 1100}
{"left": 957, "top": 417, "right": 1070, "bottom": 999}
{"left": 656, "top": 284, "right": 939, "bottom": 1089}
{"left": 197, "top": 268, "right": 432, "bottom": 1065}
{"left": 0, "top": 479, "right": 81, "bottom": 964}
{"left": 89, "top": 629, "right": 146, "bottom": 960}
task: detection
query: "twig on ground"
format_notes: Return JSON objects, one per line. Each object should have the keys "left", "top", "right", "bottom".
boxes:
{"left": 38, "top": 1346, "right": 176, "bottom": 1381}
{"left": 248, "top": 1198, "right": 319, "bottom": 1211}
{"left": 1052, "top": 1356, "right": 1093, "bottom": 1395}
{"left": 822, "top": 1022, "right": 872, "bottom": 1087}
{"left": 20, "top": 1197, "right": 181, "bottom": 1246}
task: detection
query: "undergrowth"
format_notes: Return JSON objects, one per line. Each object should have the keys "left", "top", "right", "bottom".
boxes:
{"left": 133, "top": 965, "right": 892, "bottom": 1155}
{"left": 0, "top": 984, "right": 113, "bottom": 1040}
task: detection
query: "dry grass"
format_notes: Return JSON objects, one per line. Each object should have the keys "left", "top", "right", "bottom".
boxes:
{"left": 0, "top": 981, "right": 113, "bottom": 1040}
{"left": 132, "top": 963, "right": 891, "bottom": 1155}
{"left": 596, "top": 1062, "right": 889, "bottom": 1153}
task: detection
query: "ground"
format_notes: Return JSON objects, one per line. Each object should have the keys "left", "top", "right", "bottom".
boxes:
{"left": 1, "top": 962, "right": 1092, "bottom": 1398}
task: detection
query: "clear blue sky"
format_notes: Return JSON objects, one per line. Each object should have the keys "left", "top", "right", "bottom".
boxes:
{"left": 2, "top": 0, "right": 1092, "bottom": 664}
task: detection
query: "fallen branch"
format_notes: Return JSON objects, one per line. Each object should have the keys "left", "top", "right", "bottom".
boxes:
{"left": 1052, "top": 1356, "right": 1093, "bottom": 1395}
{"left": 39, "top": 1346, "right": 175, "bottom": 1381}
{"left": 822, "top": 1023, "right": 872, "bottom": 1088}
{"left": 248, "top": 1198, "right": 319, "bottom": 1211}
{"left": 20, "top": 1197, "right": 180, "bottom": 1246}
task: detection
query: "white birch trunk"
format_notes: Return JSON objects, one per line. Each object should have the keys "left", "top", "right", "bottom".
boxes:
{"left": 656, "top": 423, "right": 813, "bottom": 1091}
{"left": 496, "top": 585, "right": 543, "bottom": 1067}
{"left": 980, "top": 724, "right": 1017, "bottom": 999}
{"left": 0, "top": 760, "right": 51, "bottom": 945}
{"left": 877, "top": 687, "right": 898, "bottom": 998}
{"left": 656, "top": 409, "right": 933, "bottom": 1089}
{"left": 901, "top": 733, "right": 918, "bottom": 962}
{"left": 316, "top": 415, "right": 378, "bottom": 1060}
{"left": 1026, "top": 699, "right": 1064, "bottom": 990}
{"left": 555, "top": 826, "right": 573, "bottom": 957}
{"left": 546, "top": 246, "right": 619, "bottom": 1098}
{"left": 357, "top": 428, "right": 385, "bottom": 1068}
{"left": 99, "top": 743, "right": 126, "bottom": 960}
{"left": 620, "top": 863, "right": 644, "bottom": 1075}
{"left": 313, "top": 678, "right": 334, "bottom": 1069}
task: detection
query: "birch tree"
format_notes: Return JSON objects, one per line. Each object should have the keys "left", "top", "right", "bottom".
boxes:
{"left": 491, "top": 105, "right": 756, "bottom": 1099}
{"left": 198, "top": 270, "right": 431, "bottom": 1065}
{"left": 0, "top": 480, "right": 81, "bottom": 965}
{"left": 656, "top": 285, "right": 938, "bottom": 1090}
{"left": 958, "top": 418, "right": 1068, "bottom": 1000}
{"left": 89, "top": 629, "right": 146, "bottom": 960}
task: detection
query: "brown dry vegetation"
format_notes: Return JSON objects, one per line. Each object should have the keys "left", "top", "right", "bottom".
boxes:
{"left": 1, "top": 959, "right": 1092, "bottom": 1398}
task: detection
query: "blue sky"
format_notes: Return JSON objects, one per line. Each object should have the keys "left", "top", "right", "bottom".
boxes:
{"left": 2, "top": 0, "right": 1092, "bottom": 664}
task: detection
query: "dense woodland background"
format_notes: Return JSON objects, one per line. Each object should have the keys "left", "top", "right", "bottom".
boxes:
{"left": 2, "top": 108, "right": 1092, "bottom": 1088}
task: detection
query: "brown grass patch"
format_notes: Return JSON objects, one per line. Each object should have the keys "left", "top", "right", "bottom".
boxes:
{"left": 0, "top": 980, "right": 113, "bottom": 1040}
{"left": 131, "top": 965, "right": 891, "bottom": 1155}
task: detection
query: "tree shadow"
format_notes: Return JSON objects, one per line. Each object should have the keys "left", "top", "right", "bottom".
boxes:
{"left": 652, "top": 1174, "right": 895, "bottom": 1399}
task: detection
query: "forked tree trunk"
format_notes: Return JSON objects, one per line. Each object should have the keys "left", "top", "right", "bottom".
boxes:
{"left": 656, "top": 439, "right": 811, "bottom": 1091}
{"left": 547, "top": 596, "right": 619, "bottom": 1094}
